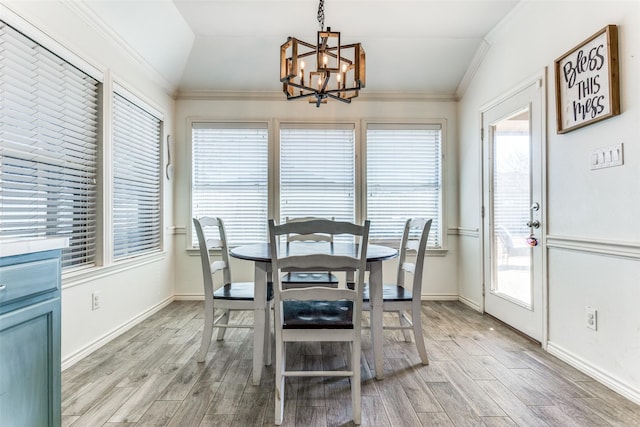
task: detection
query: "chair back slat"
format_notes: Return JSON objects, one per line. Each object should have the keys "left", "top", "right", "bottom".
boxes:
{"left": 269, "top": 218, "right": 369, "bottom": 307}
{"left": 210, "top": 260, "right": 227, "bottom": 274}
{"left": 401, "top": 262, "right": 416, "bottom": 276}
{"left": 285, "top": 216, "right": 335, "bottom": 242}
{"left": 193, "top": 217, "right": 232, "bottom": 287}
{"left": 278, "top": 254, "right": 359, "bottom": 271}
{"left": 396, "top": 217, "right": 432, "bottom": 292}
{"left": 277, "top": 219, "right": 365, "bottom": 240}
{"left": 281, "top": 287, "right": 356, "bottom": 302}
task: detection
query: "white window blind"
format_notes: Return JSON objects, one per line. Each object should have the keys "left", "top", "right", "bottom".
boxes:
{"left": 366, "top": 124, "right": 442, "bottom": 248}
{"left": 191, "top": 123, "right": 268, "bottom": 246}
{"left": 279, "top": 124, "right": 355, "bottom": 229}
{"left": 112, "top": 93, "right": 161, "bottom": 260}
{"left": 0, "top": 21, "right": 99, "bottom": 269}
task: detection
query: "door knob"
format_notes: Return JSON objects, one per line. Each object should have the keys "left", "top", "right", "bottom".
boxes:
{"left": 527, "top": 220, "right": 540, "bottom": 229}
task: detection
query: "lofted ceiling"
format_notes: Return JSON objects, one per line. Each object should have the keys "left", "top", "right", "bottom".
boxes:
{"left": 81, "top": 0, "right": 521, "bottom": 98}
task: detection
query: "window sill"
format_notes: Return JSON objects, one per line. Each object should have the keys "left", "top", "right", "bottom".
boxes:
{"left": 62, "top": 251, "right": 168, "bottom": 290}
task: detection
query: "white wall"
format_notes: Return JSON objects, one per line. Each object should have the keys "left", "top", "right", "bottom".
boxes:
{"left": 173, "top": 98, "right": 460, "bottom": 300}
{"left": 0, "top": 0, "right": 178, "bottom": 366}
{"left": 458, "top": 0, "right": 640, "bottom": 402}
{"left": 7, "top": 0, "right": 638, "bottom": 403}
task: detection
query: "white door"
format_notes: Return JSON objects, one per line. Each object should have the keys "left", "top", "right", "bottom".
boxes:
{"left": 481, "top": 77, "right": 546, "bottom": 342}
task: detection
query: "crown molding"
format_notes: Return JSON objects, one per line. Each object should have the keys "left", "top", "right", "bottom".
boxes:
{"left": 61, "top": 0, "right": 177, "bottom": 98}
{"left": 0, "top": 2, "right": 103, "bottom": 81}
{"left": 455, "top": 0, "right": 529, "bottom": 100}
{"left": 484, "top": 0, "right": 530, "bottom": 46}
{"left": 456, "top": 39, "right": 490, "bottom": 99}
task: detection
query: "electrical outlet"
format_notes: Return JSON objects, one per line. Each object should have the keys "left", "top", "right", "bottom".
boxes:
{"left": 585, "top": 306, "right": 597, "bottom": 330}
{"left": 92, "top": 291, "right": 101, "bottom": 311}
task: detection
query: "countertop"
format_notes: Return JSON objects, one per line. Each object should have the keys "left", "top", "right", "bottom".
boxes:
{"left": 0, "top": 237, "right": 69, "bottom": 258}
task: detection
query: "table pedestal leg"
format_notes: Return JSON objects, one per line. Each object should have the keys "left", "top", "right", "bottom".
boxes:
{"left": 369, "top": 261, "right": 384, "bottom": 380}
{"left": 253, "top": 262, "right": 268, "bottom": 385}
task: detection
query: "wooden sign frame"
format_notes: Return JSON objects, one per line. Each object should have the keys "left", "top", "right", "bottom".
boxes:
{"left": 554, "top": 25, "right": 620, "bottom": 134}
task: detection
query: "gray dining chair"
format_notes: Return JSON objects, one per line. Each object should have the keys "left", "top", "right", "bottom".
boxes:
{"left": 193, "top": 217, "right": 273, "bottom": 363}
{"left": 362, "top": 217, "right": 432, "bottom": 365}
{"left": 269, "top": 218, "right": 370, "bottom": 425}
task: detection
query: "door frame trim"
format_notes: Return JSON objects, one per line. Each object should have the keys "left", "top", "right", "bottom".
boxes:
{"left": 478, "top": 68, "right": 548, "bottom": 349}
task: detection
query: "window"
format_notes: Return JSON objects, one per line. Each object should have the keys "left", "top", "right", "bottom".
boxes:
{"left": 112, "top": 92, "right": 162, "bottom": 260}
{"left": 190, "top": 121, "right": 445, "bottom": 251}
{"left": 0, "top": 21, "right": 100, "bottom": 269}
{"left": 279, "top": 124, "right": 355, "bottom": 224}
{"left": 191, "top": 123, "right": 269, "bottom": 245}
{"left": 366, "top": 124, "right": 442, "bottom": 248}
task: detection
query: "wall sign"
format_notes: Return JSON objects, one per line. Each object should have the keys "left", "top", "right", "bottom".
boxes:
{"left": 555, "top": 25, "right": 620, "bottom": 134}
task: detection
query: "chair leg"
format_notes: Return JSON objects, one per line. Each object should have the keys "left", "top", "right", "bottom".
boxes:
{"left": 398, "top": 310, "right": 412, "bottom": 342}
{"left": 411, "top": 304, "right": 429, "bottom": 365}
{"left": 216, "top": 309, "right": 230, "bottom": 341}
{"left": 198, "top": 306, "right": 215, "bottom": 362}
{"left": 264, "top": 302, "right": 272, "bottom": 366}
{"left": 351, "top": 338, "right": 361, "bottom": 425}
{"left": 275, "top": 339, "right": 286, "bottom": 425}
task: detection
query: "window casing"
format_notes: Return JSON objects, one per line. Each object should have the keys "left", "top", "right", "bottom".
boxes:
{"left": 279, "top": 124, "right": 355, "bottom": 225}
{"left": 191, "top": 123, "right": 269, "bottom": 246}
{"left": 112, "top": 92, "right": 162, "bottom": 260}
{"left": 366, "top": 124, "right": 442, "bottom": 248}
{"left": 1, "top": 18, "right": 167, "bottom": 273}
{"left": 0, "top": 21, "right": 100, "bottom": 269}
{"left": 190, "top": 121, "right": 444, "bottom": 250}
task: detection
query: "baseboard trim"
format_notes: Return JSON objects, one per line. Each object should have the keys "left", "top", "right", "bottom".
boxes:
{"left": 421, "top": 293, "right": 459, "bottom": 301}
{"left": 458, "top": 295, "right": 482, "bottom": 312}
{"left": 61, "top": 296, "right": 174, "bottom": 370}
{"left": 173, "top": 293, "right": 204, "bottom": 301}
{"left": 547, "top": 341, "right": 640, "bottom": 405}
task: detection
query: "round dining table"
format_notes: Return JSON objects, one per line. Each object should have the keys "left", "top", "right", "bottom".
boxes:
{"left": 230, "top": 241, "right": 398, "bottom": 385}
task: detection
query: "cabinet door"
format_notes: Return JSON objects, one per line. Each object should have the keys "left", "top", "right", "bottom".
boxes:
{"left": 0, "top": 298, "right": 61, "bottom": 427}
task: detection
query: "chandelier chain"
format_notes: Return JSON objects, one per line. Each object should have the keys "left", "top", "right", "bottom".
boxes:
{"left": 317, "top": 0, "right": 325, "bottom": 30}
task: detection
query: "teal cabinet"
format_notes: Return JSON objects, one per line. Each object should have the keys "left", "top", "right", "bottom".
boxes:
{"left": 0, "top": 248, "right": 62, "bottom": 427}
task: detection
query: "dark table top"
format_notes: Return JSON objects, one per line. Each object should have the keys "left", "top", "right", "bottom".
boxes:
{"left": 230, "top": 242, "right": 398, "bottom": 263}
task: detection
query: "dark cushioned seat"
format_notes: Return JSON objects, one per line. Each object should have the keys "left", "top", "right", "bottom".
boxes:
{"left": 361, "top": 283, "right": 413, "bottom": 302}
{"left": 214, "top": 281, "right": 274, "bottom": 301}
{"left": 282, "top": 300, "right": 353, "bottom": 329}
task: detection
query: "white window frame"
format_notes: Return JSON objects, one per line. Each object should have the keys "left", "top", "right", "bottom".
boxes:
{"left": 363, "top": 120, "right": 446, "bottom": 251}
{"left": 189, "top": 120, "right": 270, "bottom": 248}
{"left": 0, "top": 12, "right": 169, "bottom": 284}
{"left": 111, "top": 85, "right": 164, "bottom": 261}
{"left": 277, "top": 122, "right": 357, "bottom": 227}
{"left": 0, "top": 18, "right": 102, "bottom": 271}
{"left": 189, "top": 119, "right": 446, "bottom": 253}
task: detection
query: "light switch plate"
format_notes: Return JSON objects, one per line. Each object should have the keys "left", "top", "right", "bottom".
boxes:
{"left": 590, "top": 143, "right": 623, "bottom": 170}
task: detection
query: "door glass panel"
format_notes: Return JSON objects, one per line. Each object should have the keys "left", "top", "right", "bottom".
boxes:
{"left": 491, "top": 108, "right": 532, "bottom": 307}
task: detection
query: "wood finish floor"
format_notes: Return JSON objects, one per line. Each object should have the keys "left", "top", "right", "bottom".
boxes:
{"left": 61, "top": 301, "right": 640, "bottom": 426}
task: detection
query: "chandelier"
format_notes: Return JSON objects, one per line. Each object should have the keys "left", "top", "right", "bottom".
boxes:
{"left": 280, "top": 0, "right": 366, "bottom": 107}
